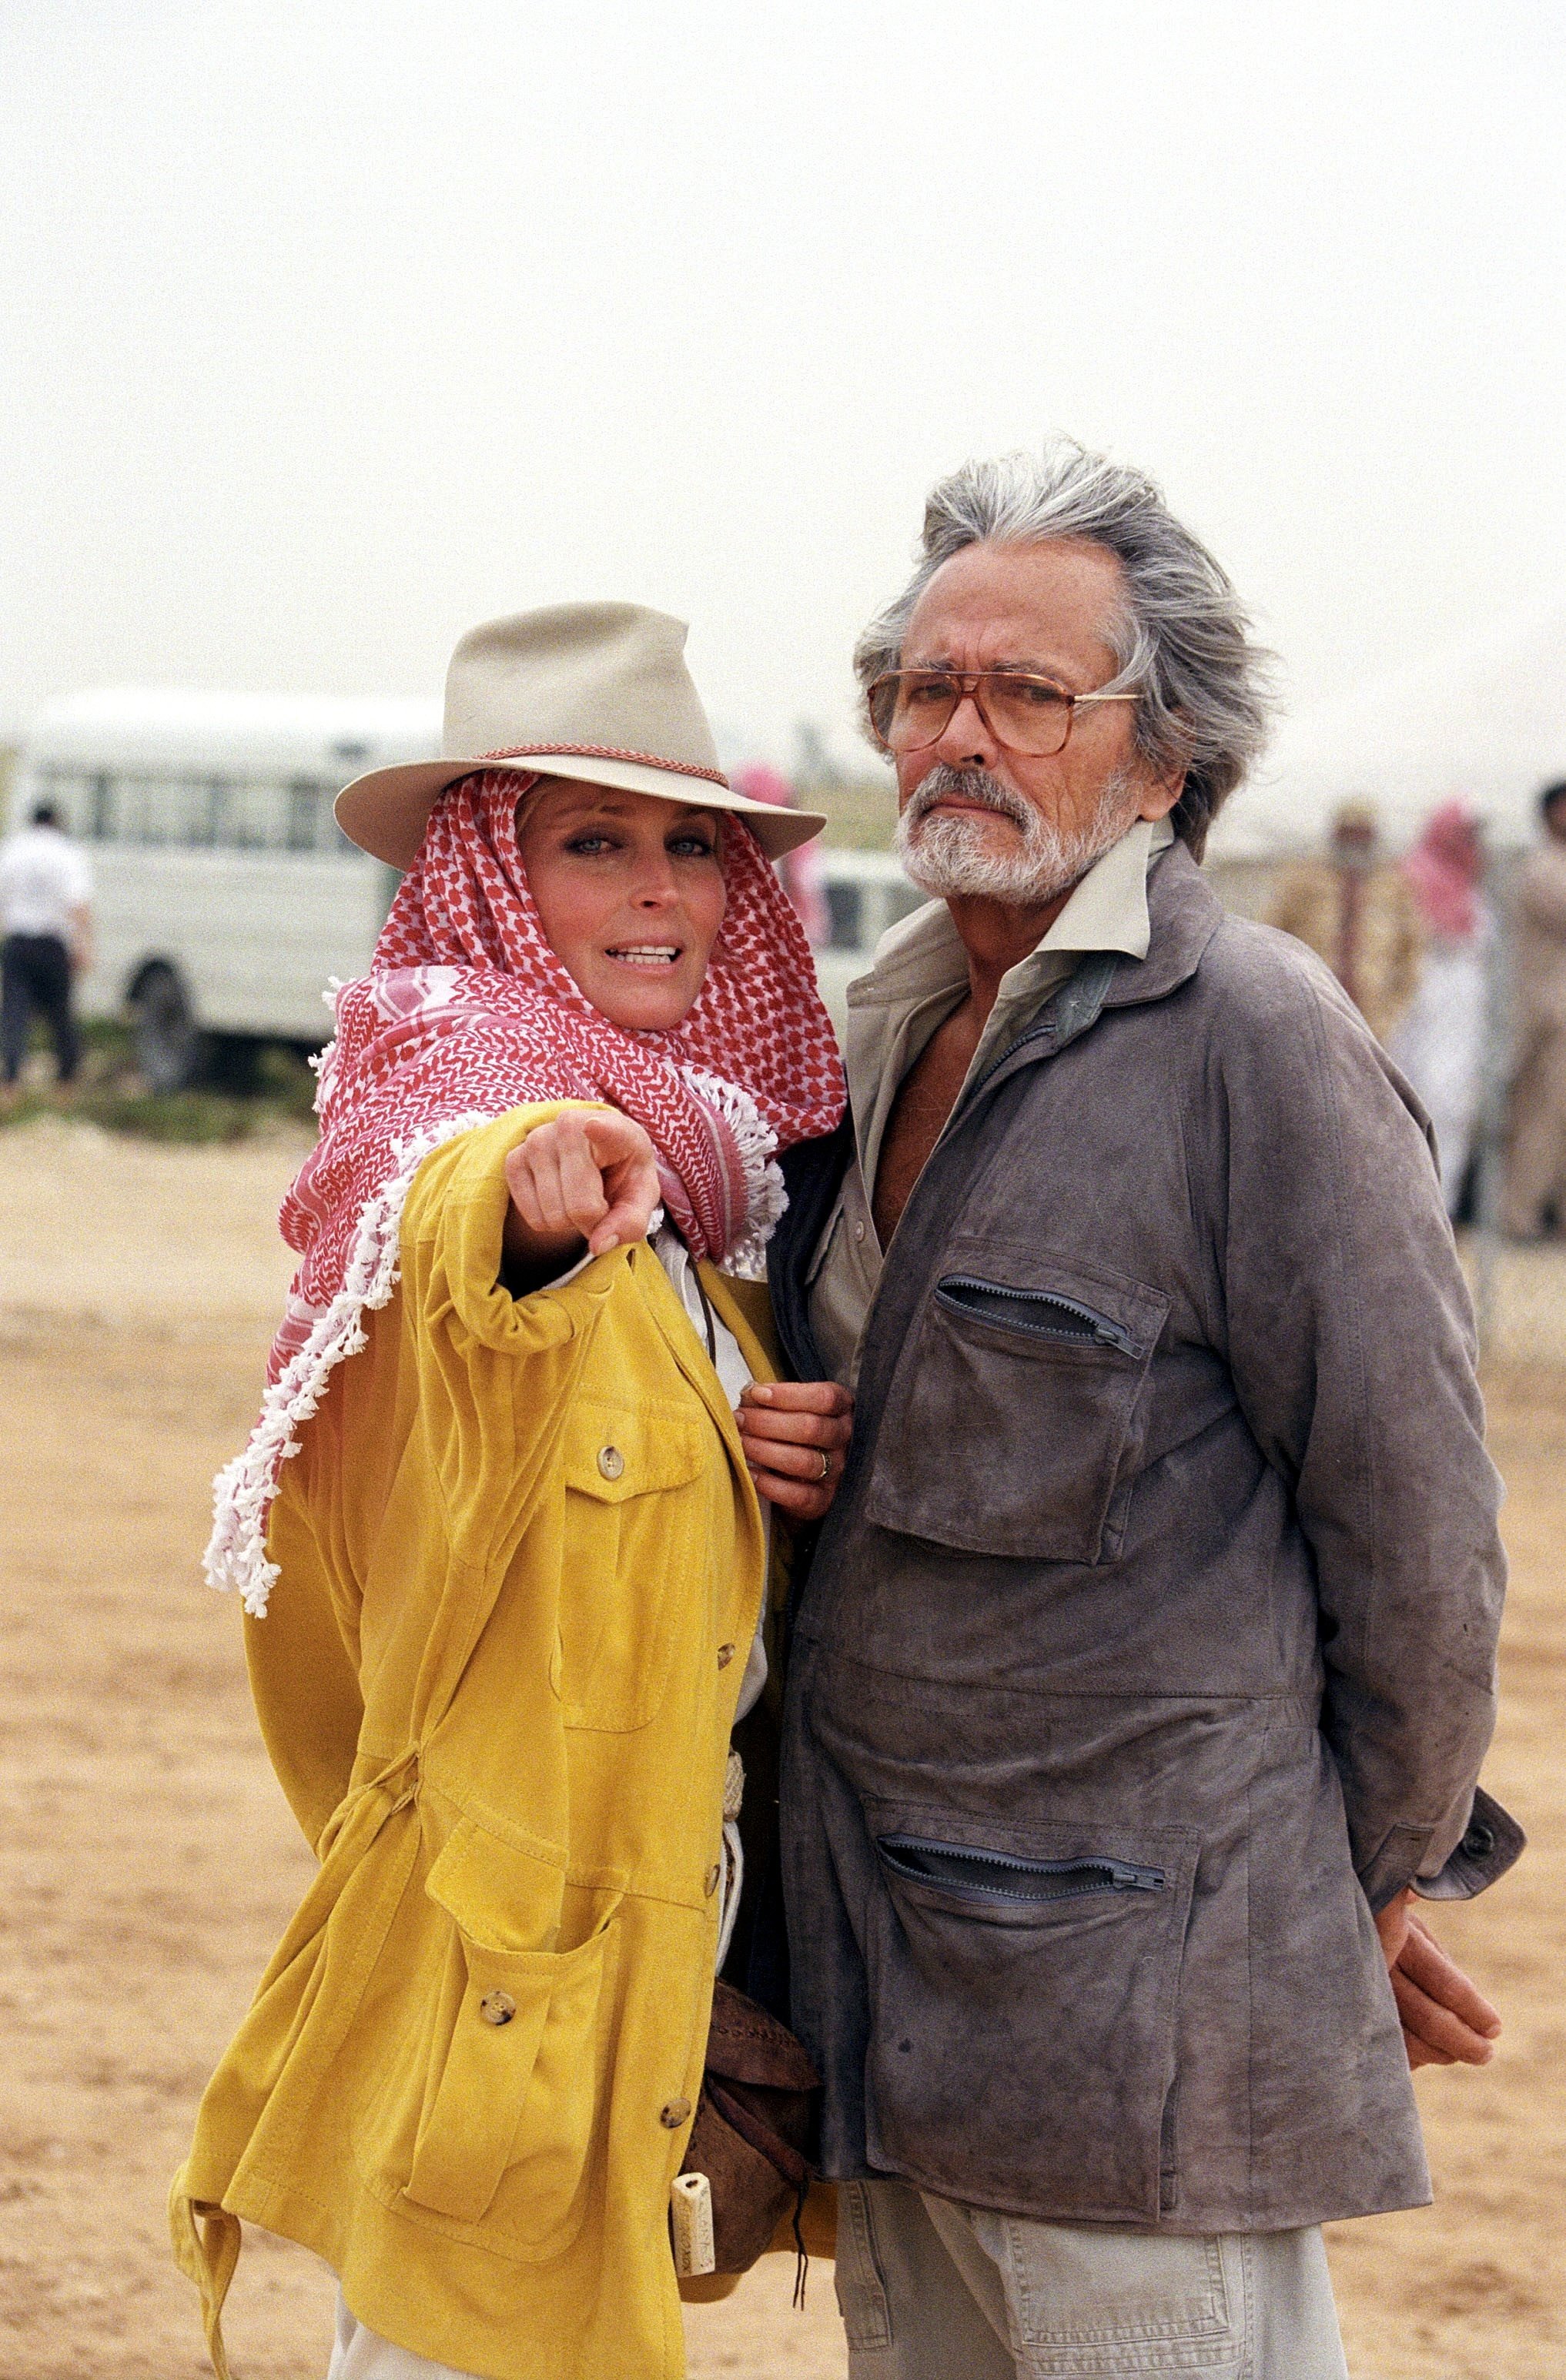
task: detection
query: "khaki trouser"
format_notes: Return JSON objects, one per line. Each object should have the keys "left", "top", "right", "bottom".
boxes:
{"left": 327, "top": 2291, "right": 474, "bottom": 2380}
{"left": 835, "top": 2178, "right": 1348, "bottom": 2380}
{"left": 1503, "top": 1022, "right": 1566, "bottom": 1236}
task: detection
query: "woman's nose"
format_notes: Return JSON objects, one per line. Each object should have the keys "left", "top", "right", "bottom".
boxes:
{"left": 631, "top": 864, "right": 679, "bottom": 908}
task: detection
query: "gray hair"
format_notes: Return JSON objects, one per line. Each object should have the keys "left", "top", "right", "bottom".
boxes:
{"left": 855, "top": 441, "right": 1276, "bottom": 857}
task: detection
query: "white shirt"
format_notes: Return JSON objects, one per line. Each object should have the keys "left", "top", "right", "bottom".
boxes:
{"left": 0, "top": 824, "right": 93, "bottom": 938}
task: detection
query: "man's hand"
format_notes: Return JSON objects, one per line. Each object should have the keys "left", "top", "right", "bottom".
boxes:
{"left": 736, "top": 1381, "right": 853, "bottom": 1520}
{"left": 1375, "top": 1889, "right": 1501, "bottom": 2070}
{"left": 503, "top": 1110, "right": 661, "bottom": 1280}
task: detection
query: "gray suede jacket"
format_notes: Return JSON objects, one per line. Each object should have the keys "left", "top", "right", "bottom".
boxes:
{"left": 773, "top": 845, "right": 1519, "bottom": 2235}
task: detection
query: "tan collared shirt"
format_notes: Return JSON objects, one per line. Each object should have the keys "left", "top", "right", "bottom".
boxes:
{"left": 807, "top": 817, "right": 1175, "bottom": 1390}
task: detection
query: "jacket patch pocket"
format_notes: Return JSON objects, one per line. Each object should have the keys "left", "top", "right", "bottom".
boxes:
{"left": 554, "top": 1396, "right": 707, "bottom": 1731}
{"left": 865, "top": 1815, "right": 1196, "bottom": 2223}
{"left": 863, "top": 1244, "right": 1169, "bottom": 1563}
{"left": 401, "top": 1836, "right": 621, "bottom": 2254}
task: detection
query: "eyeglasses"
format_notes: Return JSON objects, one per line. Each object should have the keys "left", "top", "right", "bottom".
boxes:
{"left": 865, "top": 667, "right": 1139, "bottom": 759}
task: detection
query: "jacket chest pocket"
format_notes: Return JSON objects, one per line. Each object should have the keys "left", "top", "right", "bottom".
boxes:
{"left": 863, "top": 1248, "right": 1169, "bottom": 1564}
{"left": 552, "top": 1396, "right": 709, "bottom": 1731}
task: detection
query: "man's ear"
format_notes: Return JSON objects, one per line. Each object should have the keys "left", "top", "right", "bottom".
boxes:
{"left": 1136, "top": 764, "right": 1186, "bottom": 824}
{"left": 1136, "top": 714, "right": 1191, "bottom": 822}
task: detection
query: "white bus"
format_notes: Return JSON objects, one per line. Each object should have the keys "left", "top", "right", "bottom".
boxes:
{"left": 15, "top": 690, "right": 441, "bottom": 1085}
{"left": 12, "top": 688, "right": 919, "bottom": 1082}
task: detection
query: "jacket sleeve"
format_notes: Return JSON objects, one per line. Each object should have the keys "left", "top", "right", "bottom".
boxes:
{"left": 1210, "top": 938, "right": 1514, "bottom": 1910}
{"left": 246, "top": 1101, "right": 621, "bottom": 1849}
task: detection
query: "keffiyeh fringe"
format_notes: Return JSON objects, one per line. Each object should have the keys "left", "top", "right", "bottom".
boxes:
{"left": 205, "top": 1112, "right": 496, "bottom": 1616}
{"left": 684, "top": 1065, "right": 787, "bottom": 1282}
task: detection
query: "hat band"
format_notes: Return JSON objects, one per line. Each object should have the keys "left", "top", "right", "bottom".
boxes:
{"left": 472, "top": 742, "right": 730, "bottom": 788}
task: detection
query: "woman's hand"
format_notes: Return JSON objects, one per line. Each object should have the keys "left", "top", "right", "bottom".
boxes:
{"left": 736, "top": 1381, "right": 854, "bottom": 1520}
{"left": 503, "top": 1110, "right": 661, "bottom": 1282}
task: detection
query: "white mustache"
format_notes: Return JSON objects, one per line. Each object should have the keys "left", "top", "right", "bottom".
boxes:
{"left": 904, "top": 767, "right": 1034, "bottom": 834}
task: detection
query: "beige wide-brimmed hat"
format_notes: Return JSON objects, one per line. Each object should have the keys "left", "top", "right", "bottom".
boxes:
{"left": 335, "top": 603, "right": 826, "bottom": 867}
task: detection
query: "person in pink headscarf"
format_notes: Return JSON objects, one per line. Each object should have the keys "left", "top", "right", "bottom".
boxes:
{"left": 731, "top": 763, "right": 831, "bottom": 947}
{"left": 1387, "top": 802, "right": 1493, "bottom": 1216}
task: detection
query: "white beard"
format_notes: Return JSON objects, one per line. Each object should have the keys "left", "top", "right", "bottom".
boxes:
{"left": 896, "top": 765, "right": 1138, "bottom": 905}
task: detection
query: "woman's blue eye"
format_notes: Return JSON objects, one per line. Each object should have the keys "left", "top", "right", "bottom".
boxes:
{"left": 670, "top": 836, "right": 717, "bottom": 858}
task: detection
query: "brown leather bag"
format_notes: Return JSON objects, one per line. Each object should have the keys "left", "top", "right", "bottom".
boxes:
{"left": 678, "top": 1980, "right": 821, "bottom": 2276}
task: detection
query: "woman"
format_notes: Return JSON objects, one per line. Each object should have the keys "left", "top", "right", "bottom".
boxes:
{"left": 172, "top": 605, "right": 849, "bottom": 2380}
{"left": 1387, "top": 799, "right": 1493, "bottom": 1217}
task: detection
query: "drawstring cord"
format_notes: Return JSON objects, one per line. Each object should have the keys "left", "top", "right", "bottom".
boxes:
{"left": 714, "top": 1748, "right": 745, "bottom": 1973}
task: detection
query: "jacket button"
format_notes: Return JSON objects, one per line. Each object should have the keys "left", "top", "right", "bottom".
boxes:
{"left": 1461, "top": 1822, "right": 1496, "bottom": 1860}
{"left": 597, "top": 1445, "right": 625, "bottom": 1481}
{"left": 660, "top": 2097, "right": 692, "bottom": 2128}
{"left": 704, "top": 1863, "right": 721, "bottom": 1897}
{"left": 854, "top": 1219, "right": 866, "bottom": 1242}
{"left": 479, "top": 1991, "right": 516, "bottom": 2026}
{"left": 716, "top": 1643, "right": 736, "bottom": 1669}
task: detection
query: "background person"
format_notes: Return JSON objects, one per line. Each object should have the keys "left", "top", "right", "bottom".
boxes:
{"left": 0, "top": 799, "right": 93, "bottom": 1095}
{"left": 732, "top": 760, "right": 831, "bottom": 945}
{"left": 1267, "top": 795, "right": 1423, "bottom": 1043}
{"left": 1501, "top": 778, "right": 1566, "bottom": 1239}
{"left": 1386, "top": 800, "right": 1493, "bottom": 1218}
{"left": 771, "top": 444, "right": 1517, "bottom": 2380}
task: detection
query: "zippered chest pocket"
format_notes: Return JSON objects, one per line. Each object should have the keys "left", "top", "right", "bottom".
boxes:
{"left": 935, "top": 1276, "right": 1136, "bottom": 1352}
{"left": 878, "top": 1835, "right": 1166, "bottom": 1906}
{"left": 864, "top": 1245, "right": 1169, "bottom": 1566}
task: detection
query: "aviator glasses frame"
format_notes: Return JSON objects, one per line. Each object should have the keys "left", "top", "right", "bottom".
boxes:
{"left": 867, "top": 665, "right": 1140, "bottom": 760}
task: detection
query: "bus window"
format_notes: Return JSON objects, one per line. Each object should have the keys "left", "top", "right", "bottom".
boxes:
{"left": 825, "top": 880, "right": 864, "bottom": 951}
{"left": 117, "top": 774, "right": 206, "bottom": 846}
{"left": 224, "top": 781, "right": 289, "bottom": 850}
{"left": 286, "top": 781, "right": 322, "bottom": 851}
{"left": 200, "top": 781, "right": 233, "bottom": 846}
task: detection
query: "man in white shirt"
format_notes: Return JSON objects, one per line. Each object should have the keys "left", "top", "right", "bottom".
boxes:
{"left": 0, "top": 802, "right": 94, "bottom": 1094}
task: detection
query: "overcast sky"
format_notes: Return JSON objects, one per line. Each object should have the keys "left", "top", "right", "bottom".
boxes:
{"left": 2, "top": 2, "right": 1562, "bottom": 773}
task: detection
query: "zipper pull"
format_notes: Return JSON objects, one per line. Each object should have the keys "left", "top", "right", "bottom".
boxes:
{"left": 1107, "top": 1860, "right": 1163, "bottom": 1890}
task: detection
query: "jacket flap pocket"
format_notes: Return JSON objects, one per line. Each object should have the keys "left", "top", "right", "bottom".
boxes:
{"left": 863, "top": 1808, "right": 1197, "bottom": 2219}
{"left": 563, "top": 1398, "right": 704, "bottom": 1503}
{"left": 864, "top": 1245, "right": 1169, "bottom": 1564}
{"left": 424, "top": 1817, "right": 566, "bottom": 1951}
{"left": 403, "top": 1910, "right": 617, "bottom": 2231}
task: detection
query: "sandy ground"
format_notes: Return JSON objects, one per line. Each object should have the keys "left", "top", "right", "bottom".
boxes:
{"left": 0, "top": 1118, "right": 1561, "bottom": 2380}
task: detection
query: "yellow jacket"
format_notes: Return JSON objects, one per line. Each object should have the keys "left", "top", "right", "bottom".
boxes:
{"left": 172, "top": 1106, "right": 773, "bottom": 2380}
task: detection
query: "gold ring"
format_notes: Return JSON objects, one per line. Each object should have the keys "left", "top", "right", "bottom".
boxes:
{"left": 818, "top": 1449, "right": 832, "bottom": 1482}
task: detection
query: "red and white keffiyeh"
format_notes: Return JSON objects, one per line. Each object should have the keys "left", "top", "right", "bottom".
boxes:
{"left": 208, "top": 769, "right": 845, "bottom": 1613}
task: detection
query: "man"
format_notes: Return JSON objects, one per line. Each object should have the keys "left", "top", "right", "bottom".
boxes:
{"left": 769, "top": 445, "right": 1519, "bottom": 2380}
{"left": 0, "top": 800, "right": 93, "bottom": 1095}
{"left": 1501, "top": 779, "right": 1566, "bottom": 1238}
{"left": 1267, "top": 797, "right": 1424, "bottom": 1044}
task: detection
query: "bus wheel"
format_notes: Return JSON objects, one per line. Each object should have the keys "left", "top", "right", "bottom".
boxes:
{"left": 129, "top": 964, "right": 199, "bottom": 1092}
{"left": 206, "top": 1033, "right": 263, "bottom": 1094}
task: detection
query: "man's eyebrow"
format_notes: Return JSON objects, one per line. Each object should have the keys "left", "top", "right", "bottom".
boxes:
{"left": 903, "top": 652, "right": 1076, "bottom": 684}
